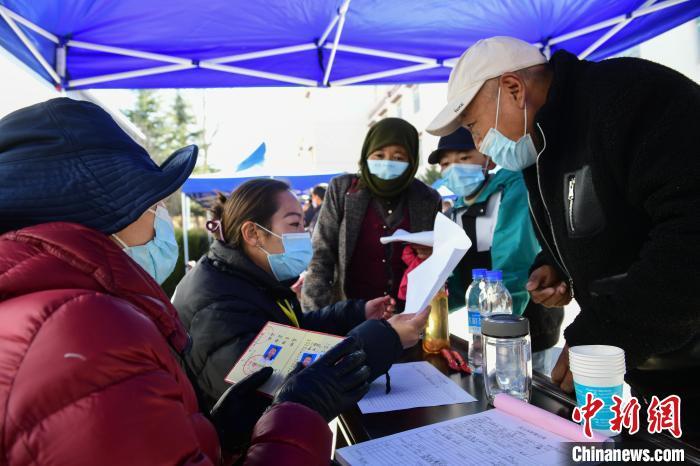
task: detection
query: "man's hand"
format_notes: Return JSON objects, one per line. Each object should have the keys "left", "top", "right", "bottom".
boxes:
{"left": 526, "top": 265, "right": 572, "bottom": 307}
{"left": 365, "top": 295, "right": 396, "bottom": 320}
{"left": 551, "top": 344, "right": 574, "bottom": 393}
{"left": 413, "top": 245, "right": 433, "bottom": 260}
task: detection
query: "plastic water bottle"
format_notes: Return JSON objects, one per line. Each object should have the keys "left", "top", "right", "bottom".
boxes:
{"left": 480, "top": 270, "right": 514, "bottom": 385}
{"left": 480, "top": 270, "right": 513, "bottom": 317}
{"left": 466, "top": 269, "right": 488, "bottom": 366}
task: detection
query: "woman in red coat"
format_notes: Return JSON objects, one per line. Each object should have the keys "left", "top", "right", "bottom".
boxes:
{"left": 0, "top": 98, "right": 369, "bottom": 466}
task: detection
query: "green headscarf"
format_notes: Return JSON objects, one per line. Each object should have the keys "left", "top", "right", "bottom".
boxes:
{"left": 359, "top": 118, "right": 419, "bottom": 198}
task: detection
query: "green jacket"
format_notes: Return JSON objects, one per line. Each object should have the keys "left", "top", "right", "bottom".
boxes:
{"left": 449, "top": 169, "right": 540, "bottom": 315}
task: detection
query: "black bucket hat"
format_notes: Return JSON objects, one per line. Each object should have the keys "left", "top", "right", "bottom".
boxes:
{"left": 0, "top": 97, "right": 197, "bottom": 234}
{"left": 428, "top": 127, "right": 476, "bottom": 164}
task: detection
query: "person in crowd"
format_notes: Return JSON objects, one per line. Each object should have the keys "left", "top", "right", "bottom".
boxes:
{"left": 0, "top": 98, "right": 379, "bottom": 466}
{"left": 430, "top": 127, "right": 563, "bottom": 369}
{"left": 302, "top": 194, "right": 315, "bottom": 227}
{"left": 173, "top": 179, "right": 430, "bottom": 413}
{"left": 427, "top": 36, "right": 699, "bottom": 431}
{"left": 441, "top": 198, "right": 454, "bottom": 214}
{"left": 302, "top": 118, "right": 442, "bottom": 312}
{"left": 307, "top": 183, "right": 327, "bottom": 233}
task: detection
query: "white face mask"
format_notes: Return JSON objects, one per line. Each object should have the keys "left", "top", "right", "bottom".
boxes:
{"left": 112, "top": 205, "right": 179, "bottom": 284}
{"left": 478, "top": 86, "right": 538, "bottom": 172}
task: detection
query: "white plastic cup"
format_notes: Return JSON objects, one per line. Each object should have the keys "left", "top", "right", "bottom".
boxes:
{"left": 570, "top": 359, "right": 625, "bottom": 372}
{"left": 569, "top": 345, "right": 626, "bottom": 437}
{"left": 570, "top": 345, "right": 624, "bottom": 360}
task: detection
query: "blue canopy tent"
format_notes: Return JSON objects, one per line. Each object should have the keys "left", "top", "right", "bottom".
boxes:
{"left": 1, "top": 0, "right": 697, "bottom": 266}
{"left": 0, "top": 0, "right": 698, "bottom": 90}
{"left": 182, "top": 171, "right": 343, "bottom": 208}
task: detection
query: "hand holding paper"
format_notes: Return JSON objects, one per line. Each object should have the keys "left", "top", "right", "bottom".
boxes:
{"left": 403, "top": 213, "right": 471, "bottom": 314}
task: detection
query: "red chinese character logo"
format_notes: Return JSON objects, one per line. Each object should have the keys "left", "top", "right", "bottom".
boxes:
{"left": 572, "top": 392, "right": 604, "bottom": 438}
{"left": 610, "top": 395, "right": 641, "bottom": 435}
{"left": 647, "top": 395, "right": 682, "bottom": 438}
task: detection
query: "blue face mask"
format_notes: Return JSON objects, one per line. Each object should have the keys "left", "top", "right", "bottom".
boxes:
{"left": 113, "top": 205, "right": 179, "bottom": 284}
{"left": 442, "top": 163, "right": 486, "bottom": 197}
{"left": 479, "top": 86, "right": 538, "bottom": 172}
{"left": 367, "top": 159, "right": 409, "bottom": 180}
{"left": 256, "top": 224, "right": 312, "bottom": 282}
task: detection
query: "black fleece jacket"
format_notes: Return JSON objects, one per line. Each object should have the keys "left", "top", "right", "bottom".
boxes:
{"left": 173, "top": 240, "right": 402, "bottom": 410}
{"left": 524, "top": 50, "right": 700, "bottom": 369}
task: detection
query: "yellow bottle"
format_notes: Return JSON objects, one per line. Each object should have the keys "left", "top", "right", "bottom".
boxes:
{"left": 422, "top": 285, "right": 450, "bottom": 354}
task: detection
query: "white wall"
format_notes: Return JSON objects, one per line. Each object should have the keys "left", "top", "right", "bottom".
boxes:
{"left": 638, "top": 19, "right": 700, "bottom": 83}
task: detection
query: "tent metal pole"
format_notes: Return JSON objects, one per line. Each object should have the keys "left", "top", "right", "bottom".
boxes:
{"left": 56, "top": 44, "right": 67, "bottom": 79}
{"left": 0, "top": 7, "right": 61, "bottom": 85}
{"left": 324, "top": 43, "right": 437, "bottom": 64}
{"left": 181, "top": 192, "right": 190, "bottom": 272}
{"left": 0, "top": 5, "right": 59, "bottom": 43}
{"left": 579, "top": 0, "right": 658, "bottom": 60}
{"left": 68, "top": 63, "right": 194, "bottom": 88}
{"left": 67, "top": 40, "right": 191, "bottom": 64}
{"left": 317, "top": 8, "right": 341, "bottom": 47}
{"left": 207, "top": 43, "right": 316, "bottom": 64}
{"left": 331, "top": 62, "right": 439, "bottom": 86}
{"left": 542, "top": 44, "right": 551, "bottom": 59}
{"left": 549, "top": 0, "right": 688, "bottom": 46}
{"left": 322, "top": 0, "right": 351, "bottom": 86}
{"left": 548, "top": 16, "right": 625, "bottom": 46}
{"left": 635, "top": 0, "right": 689, "bottom": 17}
{"left": 199, "top": 61, "right": 317, "bottom": 86}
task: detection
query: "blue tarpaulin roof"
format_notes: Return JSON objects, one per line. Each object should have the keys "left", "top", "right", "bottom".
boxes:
{"left": 182, "top": 171, "right": 342, "bottom": 207}
{"left": 1, "top": 0, "right": 698, "bottom": 90}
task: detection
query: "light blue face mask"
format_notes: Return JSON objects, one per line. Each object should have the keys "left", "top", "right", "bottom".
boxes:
{"left": 367, "top": 159, "right": 409, "bottom": 180}
{"left": 442, "top": 163, "right": 487, "bottom": 197}
{"left": 256, "top": 224, "right": 312, "bottom": 282}
{"left": 113, "top": 205, "right": 179, "bottom": 284}
{"left": 479, "top": 86, "right": 538, "bottom": 172}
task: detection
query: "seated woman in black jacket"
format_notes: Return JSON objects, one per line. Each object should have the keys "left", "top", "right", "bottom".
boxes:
{"left": 174, "top": 178, "right": 430, "bottom": 412}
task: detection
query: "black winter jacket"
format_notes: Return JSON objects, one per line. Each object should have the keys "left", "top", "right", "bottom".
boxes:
{"left": 173, "top": 240, "right": 402, "bottom": 410}
{"left": 525, "top": 50, "right": 700, "bottom": 369}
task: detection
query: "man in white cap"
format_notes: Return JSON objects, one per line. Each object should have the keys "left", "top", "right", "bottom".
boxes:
{"left": 428, "top": 36, "right": 699, "bottom": 432}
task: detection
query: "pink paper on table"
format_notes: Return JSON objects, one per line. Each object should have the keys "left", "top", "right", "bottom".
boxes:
{"left": 494, "top": 393, "right": 610, "bottom": 443}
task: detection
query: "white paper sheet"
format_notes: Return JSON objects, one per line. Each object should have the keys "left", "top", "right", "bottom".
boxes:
{"left": 403, "top": 213, "right": 471, "bottom": 314}
{"left": 379, "top": 229, "right": 434, "bottom": 247}
{"left": 357, "top": 362, "right": 476, "bottom": 414}
{"left": 336, "top": 409, "right": 570, "bottom": 466}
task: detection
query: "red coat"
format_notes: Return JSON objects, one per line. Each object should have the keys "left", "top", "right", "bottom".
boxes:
{"left": 0, "top": 222, "right": 331, "bottom": 466}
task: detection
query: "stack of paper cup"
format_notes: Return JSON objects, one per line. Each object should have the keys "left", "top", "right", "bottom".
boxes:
{"left": 569, "top": 345, "right": 626, "bottom": 437}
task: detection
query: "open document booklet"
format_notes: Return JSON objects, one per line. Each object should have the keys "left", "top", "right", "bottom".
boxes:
{"left": 224, "top": 322, "right": 343, "bottom": 396}
{"left": 337, "top": 394, "right": 610, "bottom": 466}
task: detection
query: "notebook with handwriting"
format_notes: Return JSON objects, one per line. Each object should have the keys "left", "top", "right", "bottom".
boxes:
{"left": 337, "top": 394, "right": 609, "bottom": 466}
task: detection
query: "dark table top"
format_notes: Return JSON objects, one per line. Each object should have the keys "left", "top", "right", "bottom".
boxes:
{"left": 337, "top": 335, "right": 700, "bottom": 464}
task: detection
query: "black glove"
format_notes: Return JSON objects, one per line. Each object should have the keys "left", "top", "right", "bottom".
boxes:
{"left": 210, "top": 366, "right": 273, "bottom": 452}
{"left": 271, "top": 337, "right": 371, "bottom": 422}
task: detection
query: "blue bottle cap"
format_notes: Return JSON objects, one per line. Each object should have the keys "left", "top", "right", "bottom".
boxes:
{"left": 471, "top": 268, "right": 487, "bottom": 279}
{"left": 486, "top": 270, "right": 503, "bottom": 281}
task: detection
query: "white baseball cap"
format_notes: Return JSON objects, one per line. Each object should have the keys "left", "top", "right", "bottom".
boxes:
{"left": 427, "top": 36, "right": 547, "bottom": 137}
